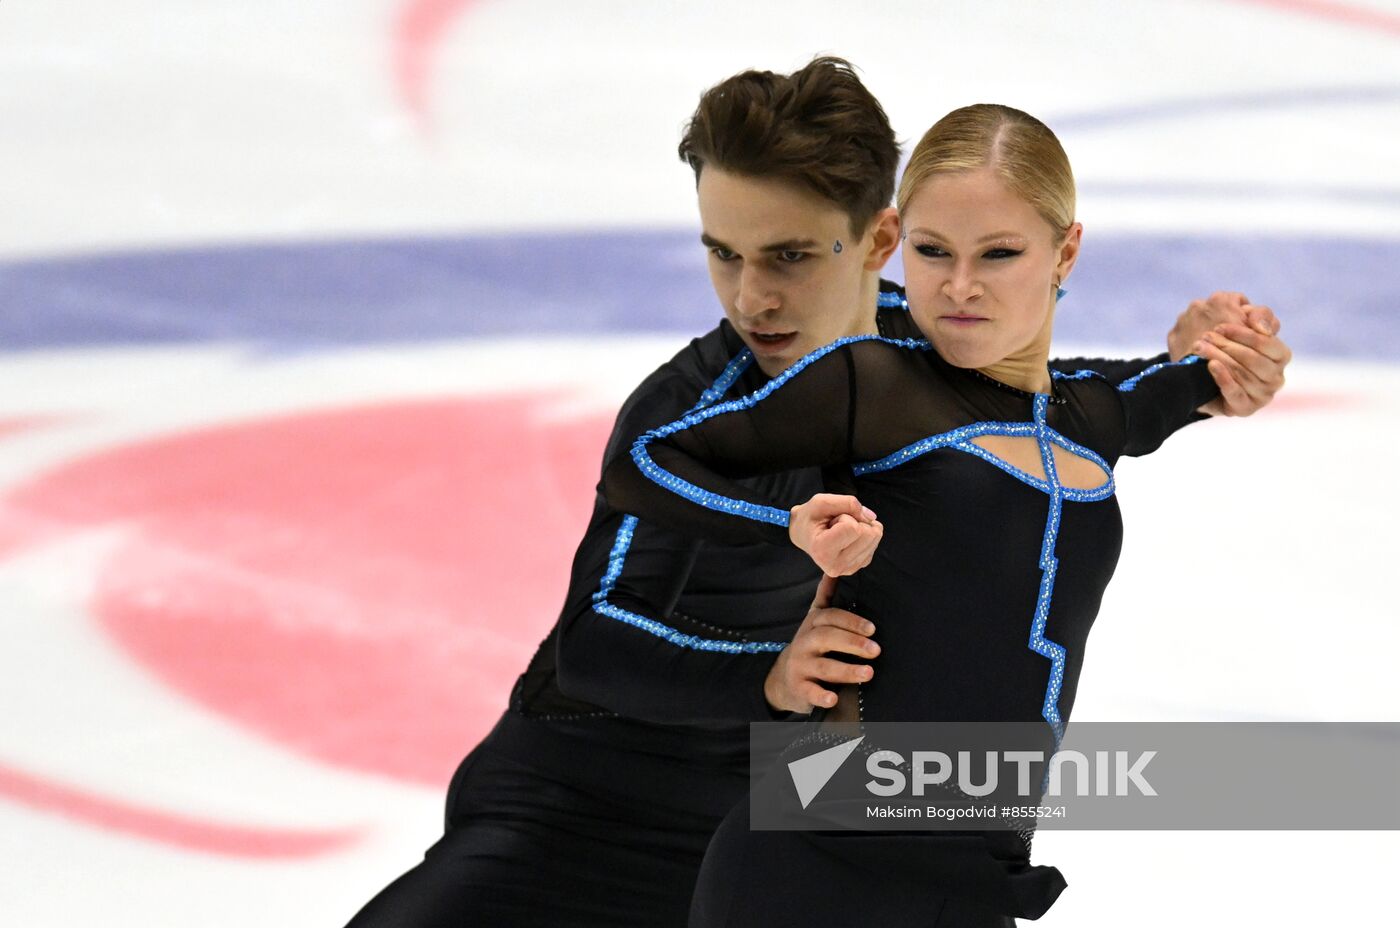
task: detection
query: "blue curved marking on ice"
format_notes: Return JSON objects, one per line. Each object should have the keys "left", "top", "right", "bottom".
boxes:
{"left": 0, "top": 231, "right": 1396, "bottom": 362}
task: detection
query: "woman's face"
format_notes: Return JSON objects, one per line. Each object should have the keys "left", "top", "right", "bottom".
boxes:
{"left": 900, "top": 167, "right": 1080, "bottom": 370}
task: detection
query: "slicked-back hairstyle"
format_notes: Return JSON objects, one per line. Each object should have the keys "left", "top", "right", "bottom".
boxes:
{"left": 678, "top": 56, "right": 899, "bottom": 238}
{"left": 897, "top": 104, "right": 1076, "bottom": 239}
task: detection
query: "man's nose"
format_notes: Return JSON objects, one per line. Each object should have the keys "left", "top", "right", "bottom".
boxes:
{"left": 734, "top": 264, "right": 779, "bottom": 318}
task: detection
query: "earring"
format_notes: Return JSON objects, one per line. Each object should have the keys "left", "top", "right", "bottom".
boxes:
{"left": 1054, "top": 279, "right": 1067, "bottom": 301}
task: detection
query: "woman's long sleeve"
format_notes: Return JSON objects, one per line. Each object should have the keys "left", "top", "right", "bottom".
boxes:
{"left": 603, "top": 339, "right": 882, "bottom": 546}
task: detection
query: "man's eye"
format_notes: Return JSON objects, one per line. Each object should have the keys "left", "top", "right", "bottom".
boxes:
{"left": 777, "top": 250, "right": 808, "bottom": 264}
{"left": 985, "top": 249, "right": 1023, "bottom": 260}
{"left": 710, "top": 247, "right": 737, "bottom": 261}
{"left": 913, "top": 244, "right": 947, "bottom": 258}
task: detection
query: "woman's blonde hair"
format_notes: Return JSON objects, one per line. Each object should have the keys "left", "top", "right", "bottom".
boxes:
{"left": 897, "top": 104, "right": 1075, "bottom": 238}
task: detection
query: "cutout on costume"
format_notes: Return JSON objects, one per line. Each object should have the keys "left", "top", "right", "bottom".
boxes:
{"left": 968, "top": 435, "right": 1110, "bottom": 491}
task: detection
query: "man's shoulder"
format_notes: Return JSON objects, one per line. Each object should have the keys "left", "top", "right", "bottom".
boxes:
{"left": 634, "top": 318, "right": 747, "bottom": 398}
{"left": 875, "top": 280, "right": 919, "bottom": 340}
{"left": 609, "top": 319, "right": 751, "bottom": 437}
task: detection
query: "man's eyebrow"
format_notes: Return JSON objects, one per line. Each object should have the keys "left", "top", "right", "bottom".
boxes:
{"left": 699, "top": 234, "right": 821, "bottom": 252}
{"left": 760, "top": 239, "right": 820, "bottom": 253}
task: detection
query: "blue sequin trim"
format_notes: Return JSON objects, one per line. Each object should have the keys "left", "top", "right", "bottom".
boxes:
{"left": 853, "top": 420, "right": 1115, "bottom": 500}
{"left": 1050, "top": 368, "right": 1103, "bottom": 382}
{"left": 1027, "top": 394, "right": 1069, "bottom": 746}
{"left": 592, "top": 513, "right": 639, "bottom": 606}
{"left": 690, "top": 348, "right": 753, "bottom": 413}
{"left": 631, "top": 334, "right": 930, "bottom": 527}
{"left": 1117, "top": 354, "right": 1204, "bottom": 393}
{"left": 1045, "top": 432, "right": 1115, "bottom": 502}
{"left": 592, "top": 354, "right": 787, "bottom": 653}
{"left": 592, "top": 601, "right": 787, "bottom": 654}
{"left": 877, "top": 289, "right": 909, "bottom": 310}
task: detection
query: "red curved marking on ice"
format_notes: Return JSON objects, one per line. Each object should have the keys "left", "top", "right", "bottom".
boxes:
{"left": 0, "top": 394, "right": 611, "bottom": 786}
{"left": 0, "top": 414, "right": 93, "bottom": 557}
{"left": 0, "top": 761, "right": 362, "bottom": 858}
{"left": 1224, "top": 0, "right": 1400, "bottom": 37}
{"left": 0, "top": 414, "right": 83, "bottom": 440}
{"left": 393, "top": 0, "right": 481, "bottom": 132}
{"left": 1264, "top": 390, "right": 1359, "bottom": 412}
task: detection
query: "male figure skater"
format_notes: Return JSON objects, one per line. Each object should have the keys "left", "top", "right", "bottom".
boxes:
{"left": 345, "top": 57, "right": 1290, "bottom": 927}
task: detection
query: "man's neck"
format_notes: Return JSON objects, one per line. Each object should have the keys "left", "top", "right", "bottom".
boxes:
{"left": 848, "top": 274, "right": 882, "bottom": 337}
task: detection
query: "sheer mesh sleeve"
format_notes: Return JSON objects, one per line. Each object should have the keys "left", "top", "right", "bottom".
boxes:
{"left": 1052, "top": 351, "right": 1171, "bottom": 385}
{"left": 1113, "top": 354, "right": 1221, "bottom": 456}
{"left": 602, "top": 336, "right": 927, "bottom": 546}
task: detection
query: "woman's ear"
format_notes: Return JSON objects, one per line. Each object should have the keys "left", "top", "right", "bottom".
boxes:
{"left": 1055, "top": 222, "right": 1084, "bottom": 284}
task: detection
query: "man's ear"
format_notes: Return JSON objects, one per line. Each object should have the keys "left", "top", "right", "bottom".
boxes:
{"left": 863, "top": 207, "right": 902, "bottom": 271}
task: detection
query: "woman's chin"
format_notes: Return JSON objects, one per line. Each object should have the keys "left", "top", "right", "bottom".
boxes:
{"left": 929, "top": 336, "right": 992, "bottom": 369}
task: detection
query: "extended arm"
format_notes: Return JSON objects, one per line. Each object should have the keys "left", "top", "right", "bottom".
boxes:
{"left": 1114, "top": 354, "right": 1223, "bottom": 457}
{"left": 603, "top": 339, "right": 872, "bottom": 547}
{"left": 1052, "top": 292, "right": 1289, "bottom": 417}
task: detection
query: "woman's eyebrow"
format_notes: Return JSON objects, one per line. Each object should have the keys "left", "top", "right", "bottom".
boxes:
{"left": 906, "top": 227, "right": 1027, "bottom": 244}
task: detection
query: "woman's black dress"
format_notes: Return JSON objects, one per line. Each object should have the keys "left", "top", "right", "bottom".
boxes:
{"left": 603, "top": 327, "right": 1218, "bottom": 924}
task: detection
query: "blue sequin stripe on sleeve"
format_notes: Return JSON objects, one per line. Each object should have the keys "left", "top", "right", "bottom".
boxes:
{"left": 689, "top": 347, "right": 755, "bottom": 413}
{"left": 1050, "top": 368, "right": 1104, "bottom": 383}
{"left": 630, "top": 334, "right": 930, "bottom": 527}
{"left": 1115, "top": 354, "right": 1204, "bottom": 393}
{"left": 591, "top": 513, "right": 785, "bottom": 653}
{"left": 589, "top": 345, "right": 786, "bottom": 654}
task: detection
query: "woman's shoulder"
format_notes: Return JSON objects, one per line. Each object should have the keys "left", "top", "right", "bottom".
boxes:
{"left": 1048, "top": 369, "right": 1128, "bottom": 454}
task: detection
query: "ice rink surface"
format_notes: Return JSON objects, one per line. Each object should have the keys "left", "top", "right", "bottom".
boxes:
{"left": 1, "top": 1, "right": 1398, "bottom": 924}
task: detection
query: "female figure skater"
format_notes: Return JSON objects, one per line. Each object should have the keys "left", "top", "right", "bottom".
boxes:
{"left": 603, "top": 103, "right": 1228, "bottom": 926}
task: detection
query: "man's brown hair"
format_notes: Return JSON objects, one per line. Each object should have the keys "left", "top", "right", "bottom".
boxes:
{"left": 678, "top": 56, "right": 899, "bottom": 237}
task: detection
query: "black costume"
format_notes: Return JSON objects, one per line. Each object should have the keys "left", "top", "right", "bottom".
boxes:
{"left": 602, "top": 290, "right": 1219, "bottom": 925}
{"left": 344, "top": 284, "right": 1205, "bottom": 927}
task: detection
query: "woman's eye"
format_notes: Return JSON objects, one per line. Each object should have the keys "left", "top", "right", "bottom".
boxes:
{"left": 913, "top": 244, "right": 947, "bottom": 258}
{"left": 985, "top": 248, "right": 1023, "bottom": 260}
{"left": 777, "top": 250, "right": 808, "bottom": 264}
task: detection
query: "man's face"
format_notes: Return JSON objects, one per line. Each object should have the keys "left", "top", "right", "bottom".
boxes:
{"left": 696, "top": 167, "right": 874, "bottom": 377}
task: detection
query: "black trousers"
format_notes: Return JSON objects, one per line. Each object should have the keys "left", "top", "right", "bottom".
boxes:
{"left": 343, "top": 713, "right": 735, "bottom": 928}
{"left": 689, "top": 794, "right": 1039, "bottom": 928}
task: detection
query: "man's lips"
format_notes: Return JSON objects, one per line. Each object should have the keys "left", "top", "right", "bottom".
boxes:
{"left": 747, "top": 331, "right": 797, "bottom": 350}
{"left": 940, "top": 315, "right": 987, "bottom": 326}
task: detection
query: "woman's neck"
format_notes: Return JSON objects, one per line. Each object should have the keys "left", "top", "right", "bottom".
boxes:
{"left": 976, "top": 310, "right": 1055, "bottom": 394}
